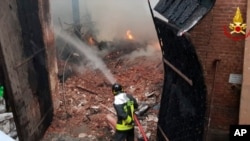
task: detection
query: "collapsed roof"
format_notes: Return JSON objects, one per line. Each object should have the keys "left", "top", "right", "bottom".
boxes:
{"left": 154, "top": 0, "right": 216, "bottom": 36}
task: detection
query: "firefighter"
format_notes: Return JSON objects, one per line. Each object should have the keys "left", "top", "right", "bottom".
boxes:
{"left": 111, "top": 83, "right": 138, "bottom": 141}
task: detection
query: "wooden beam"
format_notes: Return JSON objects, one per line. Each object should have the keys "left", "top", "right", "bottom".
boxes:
{"left": 100, "top": 103, "right": 116, "bottom": 115}
{"left": 76, "top": 85, "right": 98, "bottom": 95}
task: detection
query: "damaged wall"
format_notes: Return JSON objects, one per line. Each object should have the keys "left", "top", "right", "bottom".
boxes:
{"left": 0, "top": 0, "right": 55, "bottom": 140}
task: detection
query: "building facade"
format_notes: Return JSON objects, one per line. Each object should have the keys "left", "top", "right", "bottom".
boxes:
{"left": 190, "top": 0, "right": 249, "bottom": 139}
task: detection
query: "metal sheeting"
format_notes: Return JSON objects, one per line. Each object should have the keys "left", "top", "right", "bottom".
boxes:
{"left": 154, "top": 18, "right": 207, "bottom": 141}
{"left": 154, "top": 0, "right": 215, "bottom": 35}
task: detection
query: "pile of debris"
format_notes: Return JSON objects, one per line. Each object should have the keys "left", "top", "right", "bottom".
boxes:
{"left": 41, "top": 18, "right": 164, "bottom": 140}
{"left": 43, "top": 37, "right": 164, "bottom": 140}
{"left": 0, "top": 89, "right": 18, "bottom": 141}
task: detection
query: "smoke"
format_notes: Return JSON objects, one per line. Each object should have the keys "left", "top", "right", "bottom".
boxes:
{"left": 51, "top": 0, "right": 162, "bottom": 81}
{"left": 54, "top": 28, "right": 116, "bottom": 84}
{"left": 50, "top": 0, "right": 159, "bottom": 43}
{"left": 122, "top": 42, "right": 161, "bottom": 60}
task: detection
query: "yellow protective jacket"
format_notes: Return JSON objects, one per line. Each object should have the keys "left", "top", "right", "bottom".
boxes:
{"left": 114, "top": 92, "right": 138, "bottom": 131}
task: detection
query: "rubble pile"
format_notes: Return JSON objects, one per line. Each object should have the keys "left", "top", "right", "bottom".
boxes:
{"left": 43, "top": 42, "right": 164, "bottom": 140}
{"left": 43, "top": 26, "right": 164, "bottom": 140}
{"left": 0, "top": 113, "right": 17, "bottom": 139}
{"left": 0, "top": 96, "right": 18, "bottom": 140}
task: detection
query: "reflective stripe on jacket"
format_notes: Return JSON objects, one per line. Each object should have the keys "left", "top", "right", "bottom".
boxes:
{"left": 114, "top": 93, "right": 138, "bottom": 131}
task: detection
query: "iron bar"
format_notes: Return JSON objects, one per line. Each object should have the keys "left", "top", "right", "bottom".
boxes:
{"left": 15, "top": 41, "right": 44, "bottom": 69}
{"left": 158, "top": 126, "right": 170, "bottom": 141}
{"left": 163, "top": 58, "right": 193, "bottom": 86}
{"left": 204, "top": 59, "right": 220, "bottom": 140}
{"left": 29, "top": 106, "right": 53, "bottom": 137}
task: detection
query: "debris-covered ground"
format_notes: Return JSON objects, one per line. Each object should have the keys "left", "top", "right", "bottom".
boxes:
{"left": 42, "top": 27, "right": 164, "bottom": 140}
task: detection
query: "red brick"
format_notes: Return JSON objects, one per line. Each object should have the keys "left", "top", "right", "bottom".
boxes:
{"left": 190, "top": 0, "right": 246, "bottom": 130}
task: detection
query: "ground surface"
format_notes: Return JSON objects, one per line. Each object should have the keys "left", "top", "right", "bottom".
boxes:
{"left": 41, "top": 41, "right": 164, "bottom": 141}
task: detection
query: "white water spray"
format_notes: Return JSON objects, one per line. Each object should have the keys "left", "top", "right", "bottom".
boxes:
{"left": 54, "top": 28, "right": 116, "bottom": 84}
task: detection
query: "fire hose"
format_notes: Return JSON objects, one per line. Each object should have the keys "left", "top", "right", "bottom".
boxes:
{"left": 133, "top": 114, "right": 148, "bottom": 141}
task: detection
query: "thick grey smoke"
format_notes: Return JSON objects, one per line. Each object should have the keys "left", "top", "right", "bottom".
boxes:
{"left": 50, "top": 0, "right": 159, "bottom": 43}
{"left": 51, "top": 0, "right": 162, "bottom": 78}
{"left": 54, "top": 28, "right": 117, "bottom": 84}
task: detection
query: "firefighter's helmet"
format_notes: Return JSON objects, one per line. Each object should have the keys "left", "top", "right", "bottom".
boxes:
{"left": 112, "top": 83, "right": 123, "bottom": 95}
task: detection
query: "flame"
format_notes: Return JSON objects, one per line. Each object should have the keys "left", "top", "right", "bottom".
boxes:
{"left": 88, "top": 37, "right": 95, "bottom": 46}
{"left": 126, "top": 30, "right": 134, "bottom": 40}
{"left": 233, "top": 7, "right": 243, "bottom": 24}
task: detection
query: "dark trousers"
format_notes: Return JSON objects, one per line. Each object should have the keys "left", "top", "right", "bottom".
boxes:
{"left": 114, "top": 128, "right": 134, "bottom": 141}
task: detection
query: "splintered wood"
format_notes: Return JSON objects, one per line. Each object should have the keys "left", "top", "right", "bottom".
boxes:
{"left": 44, "top": 45, "right": 164, "bottom": 140}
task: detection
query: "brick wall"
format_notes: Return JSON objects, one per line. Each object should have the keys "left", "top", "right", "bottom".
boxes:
{"left": 190, "top": 0, "right": 247, "bottom": 132}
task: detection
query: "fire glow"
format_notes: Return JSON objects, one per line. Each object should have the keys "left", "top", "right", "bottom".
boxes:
{"left": 88, "top": 37, "right": 95, "bottom": 46}
{"left": 126, "top": 30, "right": 134, "bottom": 40}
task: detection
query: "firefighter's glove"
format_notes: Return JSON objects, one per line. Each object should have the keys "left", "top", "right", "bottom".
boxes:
{"left": 124, "top": 115, "right": 133, "bottom": 125}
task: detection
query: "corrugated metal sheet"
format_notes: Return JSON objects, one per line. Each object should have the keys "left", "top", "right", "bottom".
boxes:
{"left": 154, "top": 0, "right": 216, "bottom": 35}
